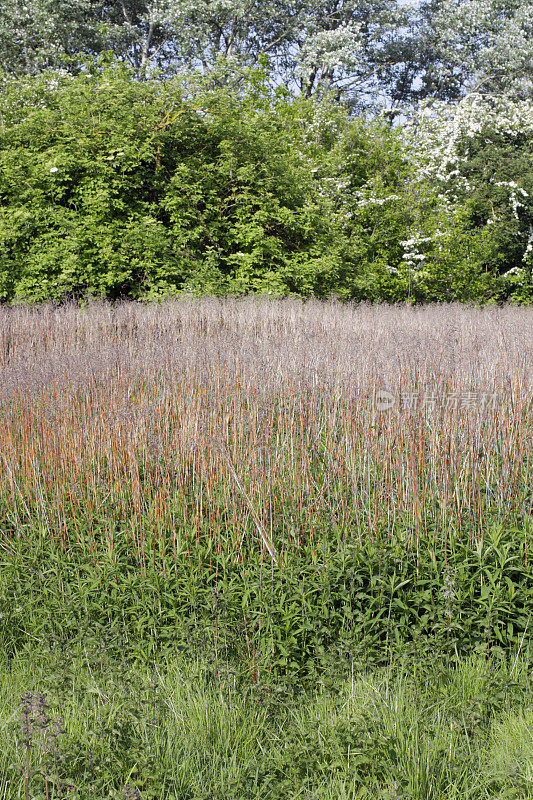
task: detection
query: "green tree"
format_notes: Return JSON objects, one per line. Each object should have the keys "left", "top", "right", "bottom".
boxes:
{"left": 405, "top": 0, "right": 533, "bottom": 103}
{"left": 0, "top": 66, "right": 414, "bottom": 301}
{"left": 0, "top": 0, "right": 410, "bottom": 110}
{"left": 405, "top": 93, "right": 533, "bottom": 301}
{"left": 0, "top": 0, "right": 98, "bottom": 76}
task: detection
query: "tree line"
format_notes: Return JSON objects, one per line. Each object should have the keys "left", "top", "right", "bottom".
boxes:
{"left": 0, "top": 1, "right": 531, "bottom": 303}
{"left": 1, "top": 1, "right": 531, "bottom": 108}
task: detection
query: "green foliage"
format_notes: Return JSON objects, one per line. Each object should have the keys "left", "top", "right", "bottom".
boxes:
{"left": 0, "top": 66, "right": 410, "bottom": 301}
{"left": 1, "top": 650, "right": 532, "bottom": 798}
{"left": 1, "top": 514, "right": 531, "bottom": 683}
{"left": 1, "top": 0, "right": 530, "bottom": 111}
{"left": 405, "top": 94, "right": 533, "bottom": 303}
{"left": 458, "top": 128, "right": 533, "bottom": 302}
{"left": 0, "top": 66, "right": 531, "bottom": 303}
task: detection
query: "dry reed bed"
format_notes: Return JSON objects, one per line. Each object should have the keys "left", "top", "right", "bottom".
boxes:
{"left": 0, "top": 299, "right": 531, "bottom": 569}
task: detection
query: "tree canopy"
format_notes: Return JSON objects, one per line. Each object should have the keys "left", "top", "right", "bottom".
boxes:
{"left": 1, "top": 0, "right": 530, "bottom": 108}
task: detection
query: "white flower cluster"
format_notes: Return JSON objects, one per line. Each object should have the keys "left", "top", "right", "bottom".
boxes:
{"left": 425, "top": 0, "right": 533, "bottom": 99}
{"left": 407, "top": 94, "right": 533, "bottom": 183}
{"left": 354, "top": 193, "right": 402, "bottom": 208}
{"left": 495, "top": 181, "right": 529, "bottom": 220}
{"left": 406, "top": 93, "right": 533, "bottom": 261}
{"left": 399, "top": 232, "right": 446, "bottom": 273}
{"left": 297, "top": 22, "right": 363, "bottom": 75}
{"left": 523, "top": 225, "right": 533, "bottom": 263}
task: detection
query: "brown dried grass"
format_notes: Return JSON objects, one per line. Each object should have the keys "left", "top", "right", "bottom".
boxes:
{"left": 0, "top": 298, "right": 531, "bottom": 571}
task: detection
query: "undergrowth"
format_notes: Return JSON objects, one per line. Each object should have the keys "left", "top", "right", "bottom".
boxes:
{"left": 1, "top": 519, "right": 531, "bottom": 683}
{"left": 0, "top": 650, "right": 531, "bottom": 799}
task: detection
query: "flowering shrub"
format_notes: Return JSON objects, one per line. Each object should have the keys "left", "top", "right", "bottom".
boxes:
{"left": 0, "top": 67, "right": 531, "bottom": 303}
{"left": 405, "top": 93, "right": 533, "bottom": 301}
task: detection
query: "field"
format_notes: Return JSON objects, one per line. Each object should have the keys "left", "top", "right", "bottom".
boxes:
{"left": 0, "top": 298, "right": 531, "bottom": 799}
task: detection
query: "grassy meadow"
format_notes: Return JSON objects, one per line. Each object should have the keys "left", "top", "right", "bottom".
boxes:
{"left": 0, "top": 298, "right": 531, "bottom": 799}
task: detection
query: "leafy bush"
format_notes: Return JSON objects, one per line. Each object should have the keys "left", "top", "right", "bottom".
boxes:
{"left": 405, "top": 95, "right": 533, "bottom": 303}
{"left": 0, "top": 67, "right": 531, "bottom": 303}
{"left": 1, "top": 519, "right": 530, "bottom": 685}
{"left": 0, "top": 65, "right": 403, "bottom": 301}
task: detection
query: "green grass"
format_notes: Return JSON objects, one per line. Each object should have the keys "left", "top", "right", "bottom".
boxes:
{"left": 0, "top": 650, "right": 532, "bottom": 799}
{"left": 0, "top": 516, "right": 531, "bottom": 798}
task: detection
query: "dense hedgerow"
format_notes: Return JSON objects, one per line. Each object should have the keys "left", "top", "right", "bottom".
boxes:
{"left": 0, "top": 64, "right": 530, "bottom": 303}
{"left": 0, "top": 65, "right": 400, "bottom": 301}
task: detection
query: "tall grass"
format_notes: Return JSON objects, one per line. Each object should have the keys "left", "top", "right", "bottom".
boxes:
{"left": 0, "top": 298, "right": 532, "bottom": 798}
{"left": 0, "top": 298, "right": 530, "bottom": 569}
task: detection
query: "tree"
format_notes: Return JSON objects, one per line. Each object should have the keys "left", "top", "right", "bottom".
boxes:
{"left": 0, "top": 0, "right": 97, "bottom": 76}
{"left": 404, "top": 0, "right": 533, "bottom": 103}
{"left": 404, "top": 93, "right": 533, "bottom": 301}
{"left": 0, "top": 0, "right": 411, "bottom": 109}
{"left": 273, "top": 0, "right": 408, "bottom": 107}
{"left": 0, "top": 0, "right": 530, "bottom": 108}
